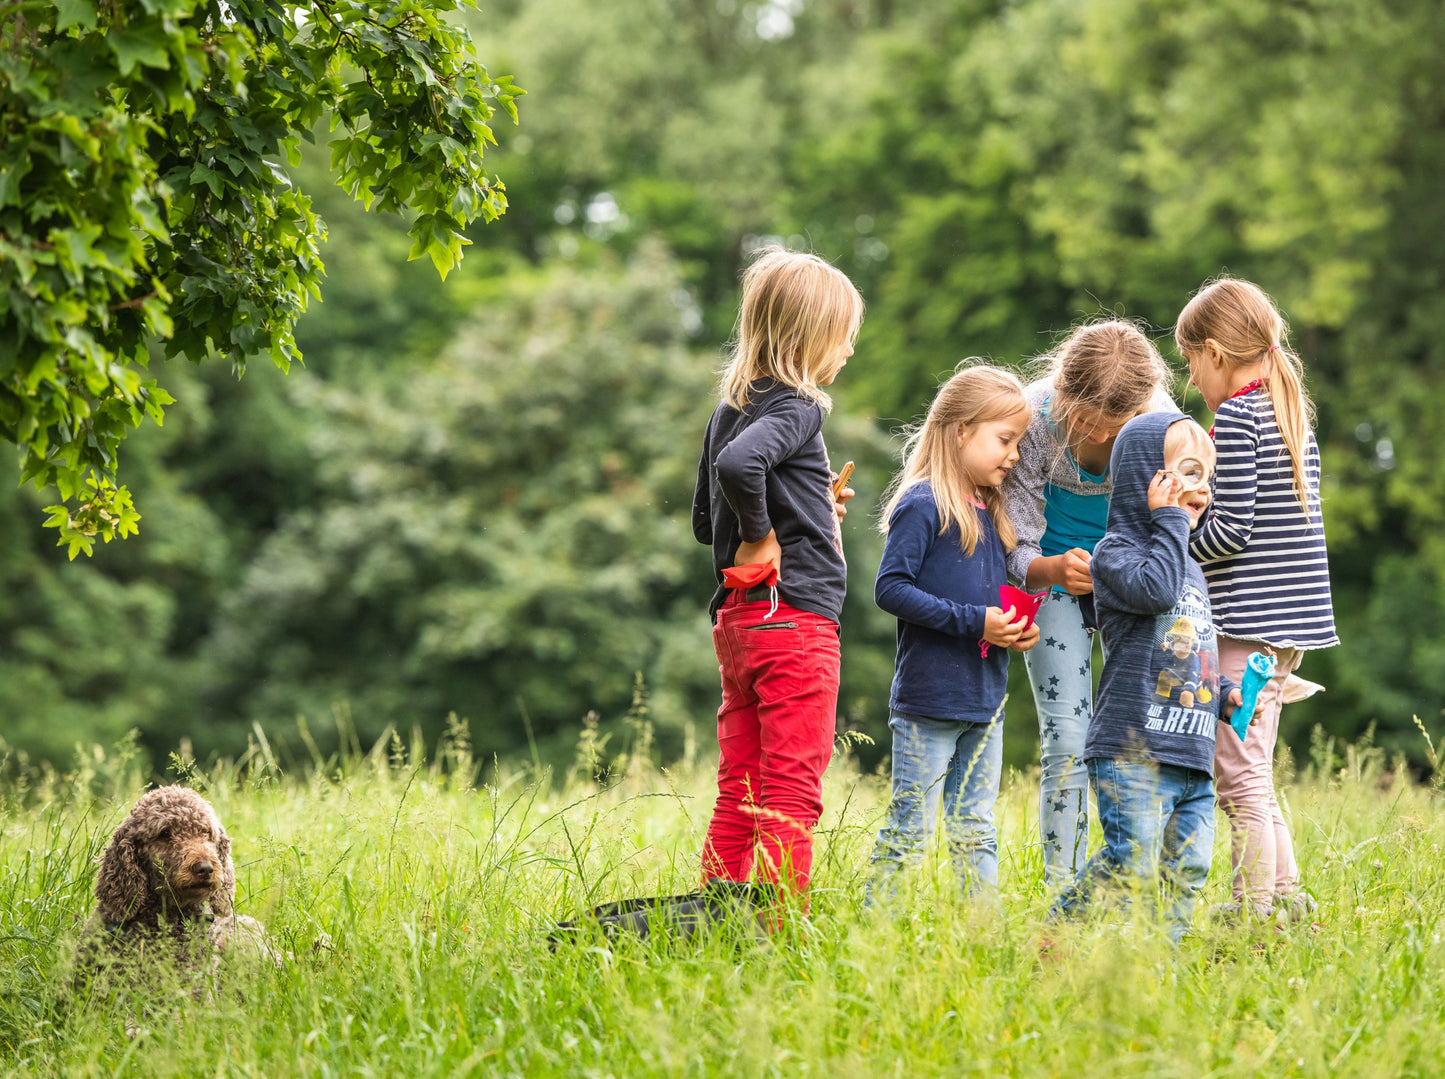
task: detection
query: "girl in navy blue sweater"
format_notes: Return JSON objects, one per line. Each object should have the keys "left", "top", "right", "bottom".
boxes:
{"left": 868, "top": 366, "right": 1040, "bottom": 898}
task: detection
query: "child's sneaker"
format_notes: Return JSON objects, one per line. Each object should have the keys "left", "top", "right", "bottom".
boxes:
{"left": 1207, "top": 900, "right": 1243, "bottom": 924}
{"left": 1272, "top": 889, "right": 1319, "bottom": 924}
{"left": 1037, "top": 931, "right": 1063, "bottom": 965}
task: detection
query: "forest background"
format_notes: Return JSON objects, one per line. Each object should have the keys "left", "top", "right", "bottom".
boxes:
{"left": 3, "top": 0, "right": 1442, "bottom": 777}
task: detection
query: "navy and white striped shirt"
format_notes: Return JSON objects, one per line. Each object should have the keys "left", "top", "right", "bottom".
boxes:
{"left": 1190, "top": 388, "right": 1338, "bottom": 649}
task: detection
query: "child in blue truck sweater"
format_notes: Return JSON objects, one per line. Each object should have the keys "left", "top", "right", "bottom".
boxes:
{"left": 1051, "top": 411, "right": 1243, "bottom": 941}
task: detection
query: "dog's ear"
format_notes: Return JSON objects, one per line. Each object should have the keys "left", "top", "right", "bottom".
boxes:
{"left": 96, "top": 823, "right": 154, "bottom": 924}
{"left": 212, "top": 820, "right": 236, "bottom": 917}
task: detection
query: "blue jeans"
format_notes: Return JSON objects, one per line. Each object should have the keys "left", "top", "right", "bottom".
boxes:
{"left": 1023, "top": 593, "right": 1100, "bottom": 889}
{"left": 1053, "top": 758, "right": 1216, "bottom": 942}
{"left": 868, "top": 712, "right": 1003, "bottom": 897}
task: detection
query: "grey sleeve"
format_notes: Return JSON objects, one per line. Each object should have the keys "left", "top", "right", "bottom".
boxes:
{"left": 1003, "top": 422, "right": 1051, "bottom": 584}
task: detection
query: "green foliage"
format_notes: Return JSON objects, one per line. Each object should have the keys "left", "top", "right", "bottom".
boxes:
{"left": 0, "top": 0, "right": 521, "bottom": 554}
{"left": 467, "top": 0, "right": 886, "bottom": 337}
{"left": 2, "top": 740, "right": 1444, "bottom": 1074}
{"left": 184, "top": 245, "right": 720, "bottom": 759}
{"left": 790, "top": 0, "right": 1434, "bottom": 418}
{"left": 4, "top": 0, "right": 1444, "bottom": 771}
{"left": 0, "top": 356, "right": 261, "bottom": 764}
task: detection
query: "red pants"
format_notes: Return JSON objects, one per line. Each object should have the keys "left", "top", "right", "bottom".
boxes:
{"left": 701, "top": 595, "right": 841, "bottom": 894}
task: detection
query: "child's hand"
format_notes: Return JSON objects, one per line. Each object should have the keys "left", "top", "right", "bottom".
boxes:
{"left": 983, "top": 605, "right": 1030, "bottom": 648}
{"left": 832, "top": 484, "right": 855, "bottom": 522}
{"left": 734, "top": 529, "right": 783, "bottom": 578}
{"left": 1009, "top": 621, "right": 1041, "bottom": 652}
{"left": 1148, "top": 470, "right": 1182, "bottom": 511}
{"left": 1026, "top": 548, "right": 1092, "bottom": 594}
{"left": 1222, "top": 687, "right": 1244, "bottom": 719}
{"left": 1057, "top": 547, "right": 1093, "bottom": 595}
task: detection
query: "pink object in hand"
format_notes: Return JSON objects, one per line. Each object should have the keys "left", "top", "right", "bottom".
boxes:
{"left": 999, "top": 585, "right": 1049, "bottom": 629}
{"left": 980, "top": 586, "right": 1049, "bottom": 657}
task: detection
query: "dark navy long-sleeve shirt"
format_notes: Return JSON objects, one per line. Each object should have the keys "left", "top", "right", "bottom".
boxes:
{"left": 875, "top": 482, "right": 1010, "bottom": 723}
{"left": 1087, "top": 412, "right": 1238, "bottom": 774}
{"left": 692, "top": 380, "right": 847, "bottom": 624}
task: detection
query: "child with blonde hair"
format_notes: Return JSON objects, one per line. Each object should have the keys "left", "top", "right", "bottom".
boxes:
{"left": 692, "top": 248, "right": 864, "bottom": 898}
{"left": 868, "top": 365, "right": 1040, "bottom": 898}
{"left": 1001, "top": 320, "right": 1176, "bottom": 888}
{"left": 1178, "top": 277, "right": 1337, "bottom": 923}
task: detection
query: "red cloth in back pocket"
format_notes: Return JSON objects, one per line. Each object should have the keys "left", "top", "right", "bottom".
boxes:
{"left": 722, "top": 563, "right": 779, "bottom": 590}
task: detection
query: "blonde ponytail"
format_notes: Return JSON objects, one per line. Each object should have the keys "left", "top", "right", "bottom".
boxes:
{"left": 1176, "top": 278, "right": 1316, "bottom": 516}
{"left": 1263, "top": 343, "right": 1316, "bottom": 513}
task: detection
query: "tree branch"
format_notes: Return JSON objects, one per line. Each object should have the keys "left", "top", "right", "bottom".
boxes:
{"left": 109, "top": 291, "right": 158, "bottom": 311}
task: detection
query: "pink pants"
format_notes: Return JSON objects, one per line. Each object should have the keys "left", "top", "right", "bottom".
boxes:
{"left": 701, "top": 594, "right": 840, "bottom": 894}
{"left": 1214, "top": 636, "right": 1303, "bottom": 910}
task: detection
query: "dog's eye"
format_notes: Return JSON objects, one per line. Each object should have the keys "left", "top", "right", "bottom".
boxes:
{"left": 156, "top": 828, "right": 172, "bottom": 842}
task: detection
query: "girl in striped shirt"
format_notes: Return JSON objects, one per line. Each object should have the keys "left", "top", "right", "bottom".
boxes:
{"left": 1177, "top": 278, "right": 1338, "bottom": 923}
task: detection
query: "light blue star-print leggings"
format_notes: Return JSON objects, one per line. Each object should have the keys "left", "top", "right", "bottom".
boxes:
{"left": 1022, "top": 592, "right": 1104, "bottom": 889}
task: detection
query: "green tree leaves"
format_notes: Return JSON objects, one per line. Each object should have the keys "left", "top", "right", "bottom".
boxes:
{"left": 4, "top": 0, "right": 1440, "bottom": 769}
{"left": 191, "top": 247, "right": 722, "bottom": 759}
{"left": 0, "top": 0, "right": 522, "bottom": 555}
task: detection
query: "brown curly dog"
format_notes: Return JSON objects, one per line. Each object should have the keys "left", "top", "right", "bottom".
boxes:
{"left": 72, "top": 786, "right": 279, "bottom": 1002}
{"left": 94, "top": 785, "right": 236, "bottom": 926}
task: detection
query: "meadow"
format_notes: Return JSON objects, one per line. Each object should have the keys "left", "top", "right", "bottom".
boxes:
{"left": 1, "top": 719, "right": 1442, "bottom": 1078}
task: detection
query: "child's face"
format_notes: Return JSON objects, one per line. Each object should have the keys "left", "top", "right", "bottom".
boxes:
{"left": 1186, "top": 346, "right": 1233, "bottom": 411}
{"left": 1064, "top": 404, "right": 1134, "bottom": 447}
{"left": 1161, "top": 441, "right": 1214, "bottom": 527}
{"left": 817, "top": 339, "right": 854, "bottom": 386}
{"left": 957, "top": 407, "right": 1030, "bottom": 489}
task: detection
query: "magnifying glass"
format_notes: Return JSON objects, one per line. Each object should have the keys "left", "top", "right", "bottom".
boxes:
{"left": 1165, "top": 455, "right": 1210, "bottom": 491}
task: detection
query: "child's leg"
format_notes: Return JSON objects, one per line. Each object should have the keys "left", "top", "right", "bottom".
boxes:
{"left": 1270, "top": 791, "right": 1300, "bottom": 896}
{"left": 701, "top": 605, "right": 764, "bottom": 884}
{"left": 1266, "top": 649, "right": 1302, "bottom": 898}
{"left": 1214, "top": 638, "right": 1299, "bottom": 914}
{"left": 941, "top": 719, "right": 1003, "bottom": 893}
{"left": 869, "top": 715, "right": 966, "bottom": 896}
{"left": 1024, "top": 594, "right": 1095, "bottom": 890}
{"left": 1053, "top": 757, "right": 1165, "bottom": 921}
{"left": 1158, "top": 766, "right": 1216, "bottom": 941}
{"left": 750, "top": 608, "right": 841, "bottom": 893}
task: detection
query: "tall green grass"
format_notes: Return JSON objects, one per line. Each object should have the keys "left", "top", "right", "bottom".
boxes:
{"left": 1, "top": 718, "right": 1442, "bottom": 1078}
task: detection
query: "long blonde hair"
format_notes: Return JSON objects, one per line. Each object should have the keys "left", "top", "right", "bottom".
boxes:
{"left": 881, "top": 365, "right": 1029, "bottom": 554}
{"left": 1042, "top": 318, "right": 1174, "bottom": 437}
{"left": 1175, "top": 277, "right": 1315, "bottom": 513}
{"left": 720, "top": 248, "right": 864, "bottom": 412}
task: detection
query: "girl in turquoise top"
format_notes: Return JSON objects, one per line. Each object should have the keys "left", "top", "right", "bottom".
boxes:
{"left": 1001, "top": 320, "right": 1175, "bottom": 889}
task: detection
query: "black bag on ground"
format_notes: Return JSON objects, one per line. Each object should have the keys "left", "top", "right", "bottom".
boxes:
{"left": 548, "top": 879, "right": 772, "bottom": 947}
